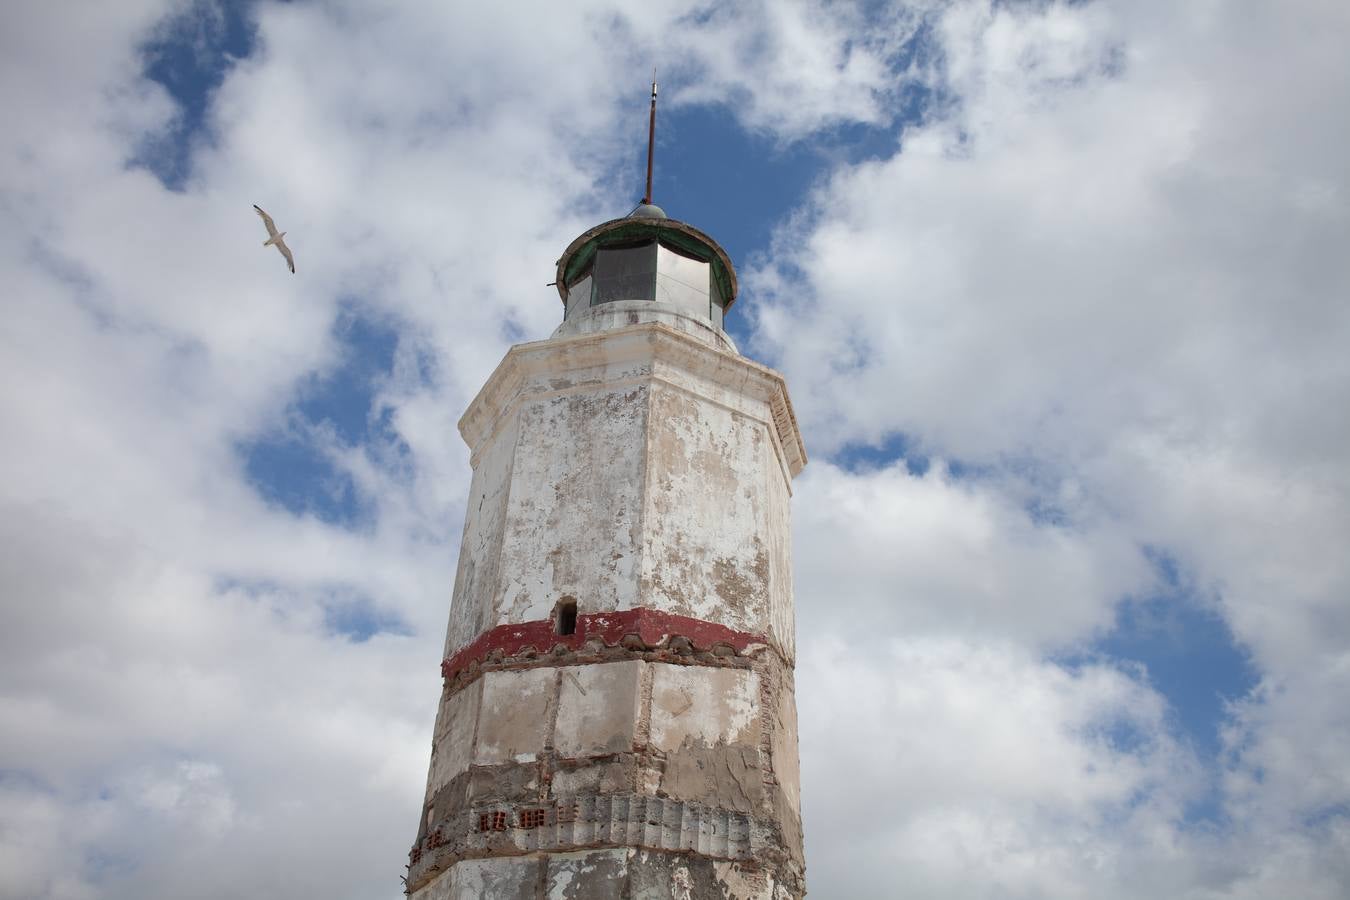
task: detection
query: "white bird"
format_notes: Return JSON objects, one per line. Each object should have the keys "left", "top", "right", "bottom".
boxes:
{"left": 253, "top": 204, "right": 295, "bottom": 273}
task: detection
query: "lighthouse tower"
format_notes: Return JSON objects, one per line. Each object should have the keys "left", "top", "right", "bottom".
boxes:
{"left": 406, "top": 91, "right": 807, "bottom": 898}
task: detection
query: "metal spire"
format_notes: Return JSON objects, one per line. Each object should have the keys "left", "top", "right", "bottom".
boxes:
{"left": 643, "top": 71, "right": 657, "bottom": 206}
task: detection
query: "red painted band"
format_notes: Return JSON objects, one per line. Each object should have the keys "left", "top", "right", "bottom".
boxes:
{"left": 440, "top": 608, "right": 762, "bottom": 681}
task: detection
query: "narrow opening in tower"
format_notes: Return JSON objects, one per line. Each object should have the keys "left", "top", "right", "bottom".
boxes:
{"left": 555, "top": 598, "right": 577, "bottom": 636}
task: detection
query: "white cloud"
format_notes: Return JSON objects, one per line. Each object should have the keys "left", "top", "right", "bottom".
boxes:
{"left": 750, "top": 0, "right": 1350, "bottom": 895}
{"left": 657, "top": 0, "right": 931, "bottom": 138}
{"left": 793, "top": 461, "right": 1149, "bottom": 647}
{"left": 0, "top": 1, "right": 920, "bottom": 896}
{"left": 798, "top": 636, "right": 1196, "bottom": 899}
{"left": 2, "top": 0, "right": 1348, "bottom": 897}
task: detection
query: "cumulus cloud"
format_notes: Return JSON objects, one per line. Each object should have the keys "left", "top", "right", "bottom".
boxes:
{"left": 798, "top": 636, "right": 1201, "bottom": 898}
{"left": 1, "top": 0, "right": 1348, "bottom": 898}
{"left": 657, "top": 0, "right": 931, "bottom": 138}
{"left": 793, "top": 461, "right": 1148, "bottom": 647}
{"left": 750, "top": 0, "right": 1350, "bottom": 895}
{"left": 0, "top": 1, "right": 919, "bottom": 896}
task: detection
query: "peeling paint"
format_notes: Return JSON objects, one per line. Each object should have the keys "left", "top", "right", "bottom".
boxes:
{"left": 440, "top": 609, "right": 764, "bottom": 684}
{"left": 411, "top": 321, "right": 807, "bottom": 899}
{"left": 650, "top": 665, "right": 760, "bottom": 752}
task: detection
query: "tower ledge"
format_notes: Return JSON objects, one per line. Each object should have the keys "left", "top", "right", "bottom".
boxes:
{"left": 459, "top": 322, "right": 807, "bottom": 481}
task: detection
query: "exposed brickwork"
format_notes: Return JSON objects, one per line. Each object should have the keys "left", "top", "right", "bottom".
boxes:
{"left": 408, "top": 792, "right": 800, "bottom": 896}
{"left": 410, "top": 651, "right": 803, "bottom": 897}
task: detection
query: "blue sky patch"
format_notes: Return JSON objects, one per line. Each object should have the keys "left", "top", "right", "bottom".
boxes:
{"left": 321, "top": 591, "right": 414, "bottom": 643}
{"left": 1087, "top": 714, "right": 1154, "bottom": 756}
{"left": 835, "top": 431, "right": 932, "bottom": 476}
{"left": 136, "top": 1, "right": 258, "bottom": 189}
{"left": 297, "top": 309, "right": 400, "bottom": 446}
{"left": 216, "top": 576, "right": 411, "bottom": 642}
{"left": 243, "top": 434, "right": 366, "bottom": 527}
{"left": 1303, "top": 802, "right": 1350, "bottom": 831}
{"left": 1062, "top": 548, "right": 1259, "bottom": 822}
{"left": 655, "top": 103, "right": 832, "bottom": 264}
{"left": 831, "top": 431, "right": 999, "bottom": 483}
{"left": 240, "top": 307, "right": 402, "bottom": 528}
{"left": 0, "top": 768, "right": 56, "bottom": 794}
{"left": 653, "top": 90, "right": 925, "bottom": 349}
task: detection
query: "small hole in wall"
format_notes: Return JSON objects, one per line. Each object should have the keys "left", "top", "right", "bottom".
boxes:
{"left": 555, "top": 598, "right": 577, "bottom": 636}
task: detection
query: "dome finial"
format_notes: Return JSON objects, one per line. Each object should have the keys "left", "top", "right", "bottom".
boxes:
{"left": 642, "top": 70, "right": 657, "bottom": 206}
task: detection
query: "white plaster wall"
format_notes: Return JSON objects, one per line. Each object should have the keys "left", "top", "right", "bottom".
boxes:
{"left": 552, "top": 299, "right": 738, "bottom": 354}
{"left": 443, "top": 321, "right": 805, "bottom": 666}
{"left": 770, "top": 672, "right": 802, "bottom": 816}
{"left": 763, "top": 444, "right": 796, "bottom": 664}
{"left": 436, "top": 857, "right": 540, "bottom": 900}
{"left": 408, "top": 870, "right": 453, "bottom": 900}
{"left": 547, "top": 849, "right": 629, "bottom": 900}
{"left": 649, "top": 664, "right": 761, "bottom": 752}
{"left": 416, "top": 325, "right": 807, "bottom": 899}
{"left": 494, "top": 384, "right": 648, "bottom": 627}
{"left": 554, "top": 661, "right": 644, "bottom": 758}
{"left": 444, "top": 415, "right": 519, "bottom": 656}
{"left": 414, "top": 852, "right": 794, "bottom": 900}
{"left": 426, "top": 679, "right": 482, "bottom": 797}
{"left": 640, "top": 382, "right": 770, "bottom": 632}
{"left": 475, "top": 667, "right": 555, "bottom": 765}
{"left": 710, "top": 860, "right": 795, "bottom": 900}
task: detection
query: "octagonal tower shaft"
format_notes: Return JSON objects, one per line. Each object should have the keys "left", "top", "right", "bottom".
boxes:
{"left": 408, "top": 217, "right": 807, "bottom": 899}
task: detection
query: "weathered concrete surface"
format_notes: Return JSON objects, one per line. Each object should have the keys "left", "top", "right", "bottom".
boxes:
{"left": 443, "top": 324, "right": 805, "bottom": 662}
{"left": 476, "top": 667, "right": 555, "bottom": 765}
{"left": 641, "top": 384, "right": 769, "bottom": 635}
{"left": 421, "top": 660, "right": 785, "bottom": 819}
{"left": 769, "top": 668, "right": 802, "bottom": 818}
{"left": 412, "top": 319, "right": 807, "bottom": 898}
{"left": 554, "top": 660, "right": 643, "bottom": 758}
{"left": 762, "top": 427, "right": 797, "bottom": 664}
{"left": 650, "top": 664, "right": 760, "bottom": 753}
{"left": 494, "top": 383, "right": 649, "bottom": 631}
{"left": 547, "top": 849, "right": 628, "bottom": 900}
{"left": 552, "top": 299, "right": 738, "bottom": 354}
{"left": 440, "top": 608, "right": 761, "bottom": 685}
{"left": 410, "top": 856, "right": 541, "bottom": 900}
{"left": 660, "top": 746, "right": 764, "bottom": 814}
{"left": 426, "top": 678, "right": 482, "bottom": 799}
{"left": 413, "top": 849, "right": 801, "bottom": 900}
{"left": 444, "top": 414, "right": 518, "bottom": 656}
{"left": 409, "top": 656, "right": 803, "bottom": 895}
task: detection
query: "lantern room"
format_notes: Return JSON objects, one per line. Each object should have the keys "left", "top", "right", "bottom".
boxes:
{"left": 554, "top": 203, "right": 739, "bottom": 335}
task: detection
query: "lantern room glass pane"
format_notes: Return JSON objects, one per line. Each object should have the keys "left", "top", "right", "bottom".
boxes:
{"left": 592, "top": 243, "right": 656, "bottom": 304}
{"left": 710, "top": 276, "right": 724, "bottom": 330}
{"left": 655, "top": 244, "right": 710, "bottom": 317}
{"left": 565, "top": 274, "right": 592, "bottom": 319}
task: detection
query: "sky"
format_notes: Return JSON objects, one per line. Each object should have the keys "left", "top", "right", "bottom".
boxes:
{"left": 1, "top": 1, "right": 1348, "bottom": 897}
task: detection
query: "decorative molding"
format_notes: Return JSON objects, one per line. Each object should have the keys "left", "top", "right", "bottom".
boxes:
{"left": 408, "top": 792, "right": 790, "bottom": 894}
{"left": 458, "top": 323, "right": 807, "bottom": 478}
{"left": 440, "top": 609, "right": 765, "bottom": 686}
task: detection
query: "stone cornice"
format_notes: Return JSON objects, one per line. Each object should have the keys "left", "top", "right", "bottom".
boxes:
{"left": 439, "top": 608, "right": 767, "bottom": 692}
{"left": 458, "top": 323, "right": 807, "bottom": 479}
{"left": 407, "top": 792, "right": 797, "bottom": 894}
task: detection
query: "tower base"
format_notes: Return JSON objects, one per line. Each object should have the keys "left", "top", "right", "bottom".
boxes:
{"left": 411, "top": 847, "right": 798, "bottom": 899}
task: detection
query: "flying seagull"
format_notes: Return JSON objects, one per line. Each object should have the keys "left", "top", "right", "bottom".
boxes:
{"left": 253, "top": 204, "right": 295, "bottom": 273}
